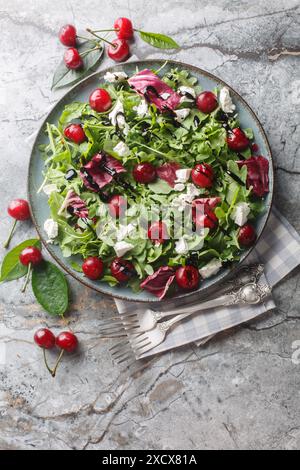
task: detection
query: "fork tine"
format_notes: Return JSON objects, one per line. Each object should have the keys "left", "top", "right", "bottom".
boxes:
{"left": 99, "top": 323, "right": 140, "bottom": 335}
{"left": 111, "top": 337, "right": 149, "bottom": 360}
{"left": 99, "top": 313, "right": 138, "bottom": 325}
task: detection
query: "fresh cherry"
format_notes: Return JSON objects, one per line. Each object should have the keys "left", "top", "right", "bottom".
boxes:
{"left": 89, "top": 88, "right": 112, "bottom": 112}
{"left": 110, "top": 257, "right": 135, "bottom": 282}
{"left": 82, "top": 256, "right": 104, "bottom": 280}
{"left": 59, "top": 24, "right": 77, "bottom": 47}
{"left": 114, "top": 17, "right": 134, "bottom": 40}
{"left": 64, "top": 124, "right": 86, "bottom": 144}
{"left": 227, "top": 128, "right": 249, "bottom": 152}
{"left": 19, "top": 246, "right": 42, "bottom": 266}
{"left": 108, "top": 195, "right": 127, "bottom": 218}
{"left": 238, "top": 223, "right": 256, "bottom": 247}
{"left": 133, "top": 163, "right": 156, "bottom": 184}
{"left": 19, "top": 246, "right": 42, "bottom": 293}
{"left": 193, "top": 206, "right": 218, "bottom": 230}
{"left": 196, "top": 91, "right": 218, "bottom": 114}
{"left": 56, "top": 331, "right": 78, "bottom": 352}
{"left": 148, "top": 221, "right": 168, "bottom": 244}
{"left": 34, "top": 328, "right": 56, "bottom": 349}
{"left": 64, "top": 47, "right": 83, "bottom": 70}
{"left": 191, "top": 163, "right": 214, "bottom": 188}
{"left": 108, "top": 38, "right": 130, "bottom": 62}
{"left": 8, "top": 199, "right": 30, "bottom": 221}
{"left": 176, "top": 265, "right": 200, "bottom": 291}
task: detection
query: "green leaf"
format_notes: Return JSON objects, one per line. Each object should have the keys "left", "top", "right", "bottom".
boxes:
{"left": 52, "top": 40, "right": 104, "bottom": 90}
{"left": 139, "top": 31, "right": 179, "bottom": 49}
{"left": 70, "top": 261, "right": 83, "bottom": 272}
{"left": 0, "top": 239, "right": 41, "bottom": 282}
{"left": 148, "top": 179, "right": 172, "bottom": 194}
{"left": 32, "top": 261, "right": 69, "bottom": 316}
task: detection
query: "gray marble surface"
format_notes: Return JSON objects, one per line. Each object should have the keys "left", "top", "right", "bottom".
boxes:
{"left": 0, "top": 0, "right": 300, "bottom": 450}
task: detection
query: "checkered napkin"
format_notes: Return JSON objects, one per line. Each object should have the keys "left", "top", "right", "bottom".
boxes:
{"left": 115, "top": 208, "right": 300, "bottom": 357}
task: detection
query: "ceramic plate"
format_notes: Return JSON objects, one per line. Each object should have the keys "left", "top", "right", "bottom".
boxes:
{"left": 28, "top": 60, "right": 274, "bottom": 303}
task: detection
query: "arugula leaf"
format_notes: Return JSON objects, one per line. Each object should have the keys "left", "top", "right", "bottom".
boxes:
{"left": 32, "top": 261, "right": 69, "bottom": 316}
{"left": 139, "top": 31, "right": 179, "bottom": 49}
{"left": 52, "top": 41, "right": 104, "bottom": 90}
{"left": 0, "top": 239, "right": 41, "bottom": 282}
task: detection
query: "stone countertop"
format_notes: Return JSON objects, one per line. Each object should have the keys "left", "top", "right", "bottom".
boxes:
{"left": 0, "top": 0, "right": 300, "bottom": 450}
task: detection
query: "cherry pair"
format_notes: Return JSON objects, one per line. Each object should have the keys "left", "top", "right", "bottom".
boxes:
{"left": 34, "top": 328, "right": 78, "bottom": 378}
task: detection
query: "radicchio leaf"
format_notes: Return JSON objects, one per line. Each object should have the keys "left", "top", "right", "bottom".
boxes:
{"left": 58, "top": 190, "right": 89, "bottom": 218}
{"left": 80, "top": 152, "right": 125, "bottom": 191}
{"left": 128, "top": 69, "right": 181, "bottom": 112}
{"left": 192, "top": 197, "right": 221, "bottom": 209}
{"left": 237, "top": 156, "right": 269, "bottom": 197}
{"left": 140, "top": 266, "right": 175, "bottom": 300}
{"left": 157, "top": 162, "right": 181, "bottom": 188}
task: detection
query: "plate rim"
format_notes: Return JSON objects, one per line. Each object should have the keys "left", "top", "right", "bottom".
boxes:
{"left": 27, "top": 59, "right": 274, "bottom": 303}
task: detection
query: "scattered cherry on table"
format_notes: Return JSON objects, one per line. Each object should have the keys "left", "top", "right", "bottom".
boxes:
{"left": 19, "top": 246, "right": 42, "bottom": 266}
{"left": 64, "top": 47, "right": 83, "bottom": 70}
{"left": 82, "top": 256, "right": 104, "bottom": 280}
{"left": 34, "top": 328, "right": 56, "bottom": 349}
{"left": 107, "top": 38, "right": 130, "bottom": 62}
{"left": 59, "top": 24, "right": 77, "bottom": 47}
{"left": 89, "top": 88, "right": 112, "bottom": 112}
{"left": 5, "top": 198, "right": 31, "bottom": 249}
{"left": 196, "top": 91, "right": 218, "bottom": 114}
{"left": 114, "top": 17, "right": 134, "bottom": 39}
{"left": 133, "top": 163, "right": 157, "bottom": 184}
{"left": 56, "top": 331, "right": 78, "bottom": 353}
{"left": 64, "top": 124, "right": 86, "bottom": 144}
{"left": 176, "top": 265, "right": 200, "bottom": 290}
{"left": 191, "top": 163, "right": 214, "bottom": 188}
{"left": 110, "top": 257, "right": 135, "bottom": 282}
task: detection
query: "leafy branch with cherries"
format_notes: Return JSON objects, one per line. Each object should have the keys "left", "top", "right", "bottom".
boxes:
{"left": 1, "top": 198, "right": 78, "bottom": 377}
{"left": 53, "top": 17, "right": 179, "bottom": 89}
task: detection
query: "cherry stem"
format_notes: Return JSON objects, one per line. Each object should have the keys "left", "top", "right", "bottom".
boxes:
{"left": 76, "top": 34, "right": 97, "bottom": 42}
{"left": 51, "top": 349, "right": 65, "bottom": 378}
{"left": 91, "top": 28, "right": 117, "bottom": 33}
{"left": 80, "top": 46, "right": 101, "bottom": 57}
{"left": 21, "top": 263, "right": 31, "bottom": 293}
{"left": 42, "top": 348, "right": 54, "bottom": 377}
{"left": 3, "top": 219, "right": 17, "bottom": 249}
{"left": 86, "top": 28, "right": 116, "bottom": 47}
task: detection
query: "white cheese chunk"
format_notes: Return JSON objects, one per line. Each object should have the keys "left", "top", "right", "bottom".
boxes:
{"left": 161, "top": 92, "right": 170, "bottom": 100}
{"left": 174, "top": 108, "right": 190, "bottom": 123}
{"left": 114, "top": 241, "right": 134, "bottom": 257}
{"left": 104, "top": 71, "right": 128, "bottom": 83}
{"left": 219, "top": 87, "right": 236, "bottom": 114}
{"left": 175, "top": 168, "right": 191, "bottom": 183}
{"left": 133, "top": 99, "right": 149, "bottom": 117}
{"left": 116, "top": 223, "right": 136, "bottom": 241}
{"left": 113, "top": 141, "right": 130, "bottom": 157}
{"left": 174, "top": 183, "right": 185, "bottom": 192}
{"left": 178, "top": 86, "right": 196, "bottom": 98}
{"left": 230, "top": 202, "right": 250, "bottom": 227}
{"left": 43, "top": 184, "right": 58, "bottom": 197}
{"left": 175, "top": 237, "right": 189, "bottom": 255}
{"left": 109, "top": 99, "right": 126, "bottom": 127}
{"left": 170, "top": 184, "right": 201, "bottom": 212}
{"left": 44, "top": 218, "right": 58, "bottom": 243}
{"left": 199, "top": 259, "right": 222, "bottom": 279}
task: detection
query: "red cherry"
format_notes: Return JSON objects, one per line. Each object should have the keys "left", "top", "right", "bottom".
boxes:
{"left": 89, "top": 88, "right": 112, "bottom": 112}
{"left": 82, "top": 257, "right": 104, "bottom": 280}
{"left": 196, "top": 91, "right": 218, "bottom": 114}
{"left": 227, "top": 128, "right": 249, "bottom": 152}
{"left": 191, "top": 163, "right": 214, "bottom": 188}
{"left": 176, "top": 266, "right": 200, "bottom": 291}
{"left": 56, "top": 331, "right": 78, "bottom": 352}
{"left": 64, "top": 47, "right": 83, "bottom": 70}
{"left": 148, "top": 221, "right": 168, "bottom": 244}
{"left": 108, "top": 195, "right": 127, "bottom": 218}
{"left": 64, "top": 124, "right": 86, "bottom": 144}
{"left": 108, "top": 39, "right": 130, "bottom": 62}
{"left": 110, "top": 257, "right": 135, "bottom": 282}
{"left": 8, "top": 199, "right": 30, "bottom": 220}
{"left": 114, "top": 17, "right": 134, "bottom": 40}
{"left": 133, "top": 163, "right": 157, "bottom": 184}
{"left": 34, "top": 328, "right": 56, "bottom": 349}
{"left": 59, "top": 24, "right": 77, "bottom": 47}
{"left": 19, "top": 246, "right": 42, "bottom": 266}
{"left": 193, "top": 205, "right": 218, "bottom": 230}
{"left": 238, "top": 224, "right": 256, "bottom": 247}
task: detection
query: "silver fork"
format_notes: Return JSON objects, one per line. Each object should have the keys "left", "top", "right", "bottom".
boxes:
{"left": 110, "top": 279, "right": 272, "bottom": 364}
{"left": 100, "top": 264, "right": 265, "bottom": 337}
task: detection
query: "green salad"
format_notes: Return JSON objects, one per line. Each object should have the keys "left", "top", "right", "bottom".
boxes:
{"left": 39, "top": 65, "right": 269, "bottom": 299}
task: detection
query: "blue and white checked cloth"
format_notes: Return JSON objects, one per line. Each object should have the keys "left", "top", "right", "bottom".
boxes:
{"left": 115, "top": 208, "right": 300, "bottom": 357}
